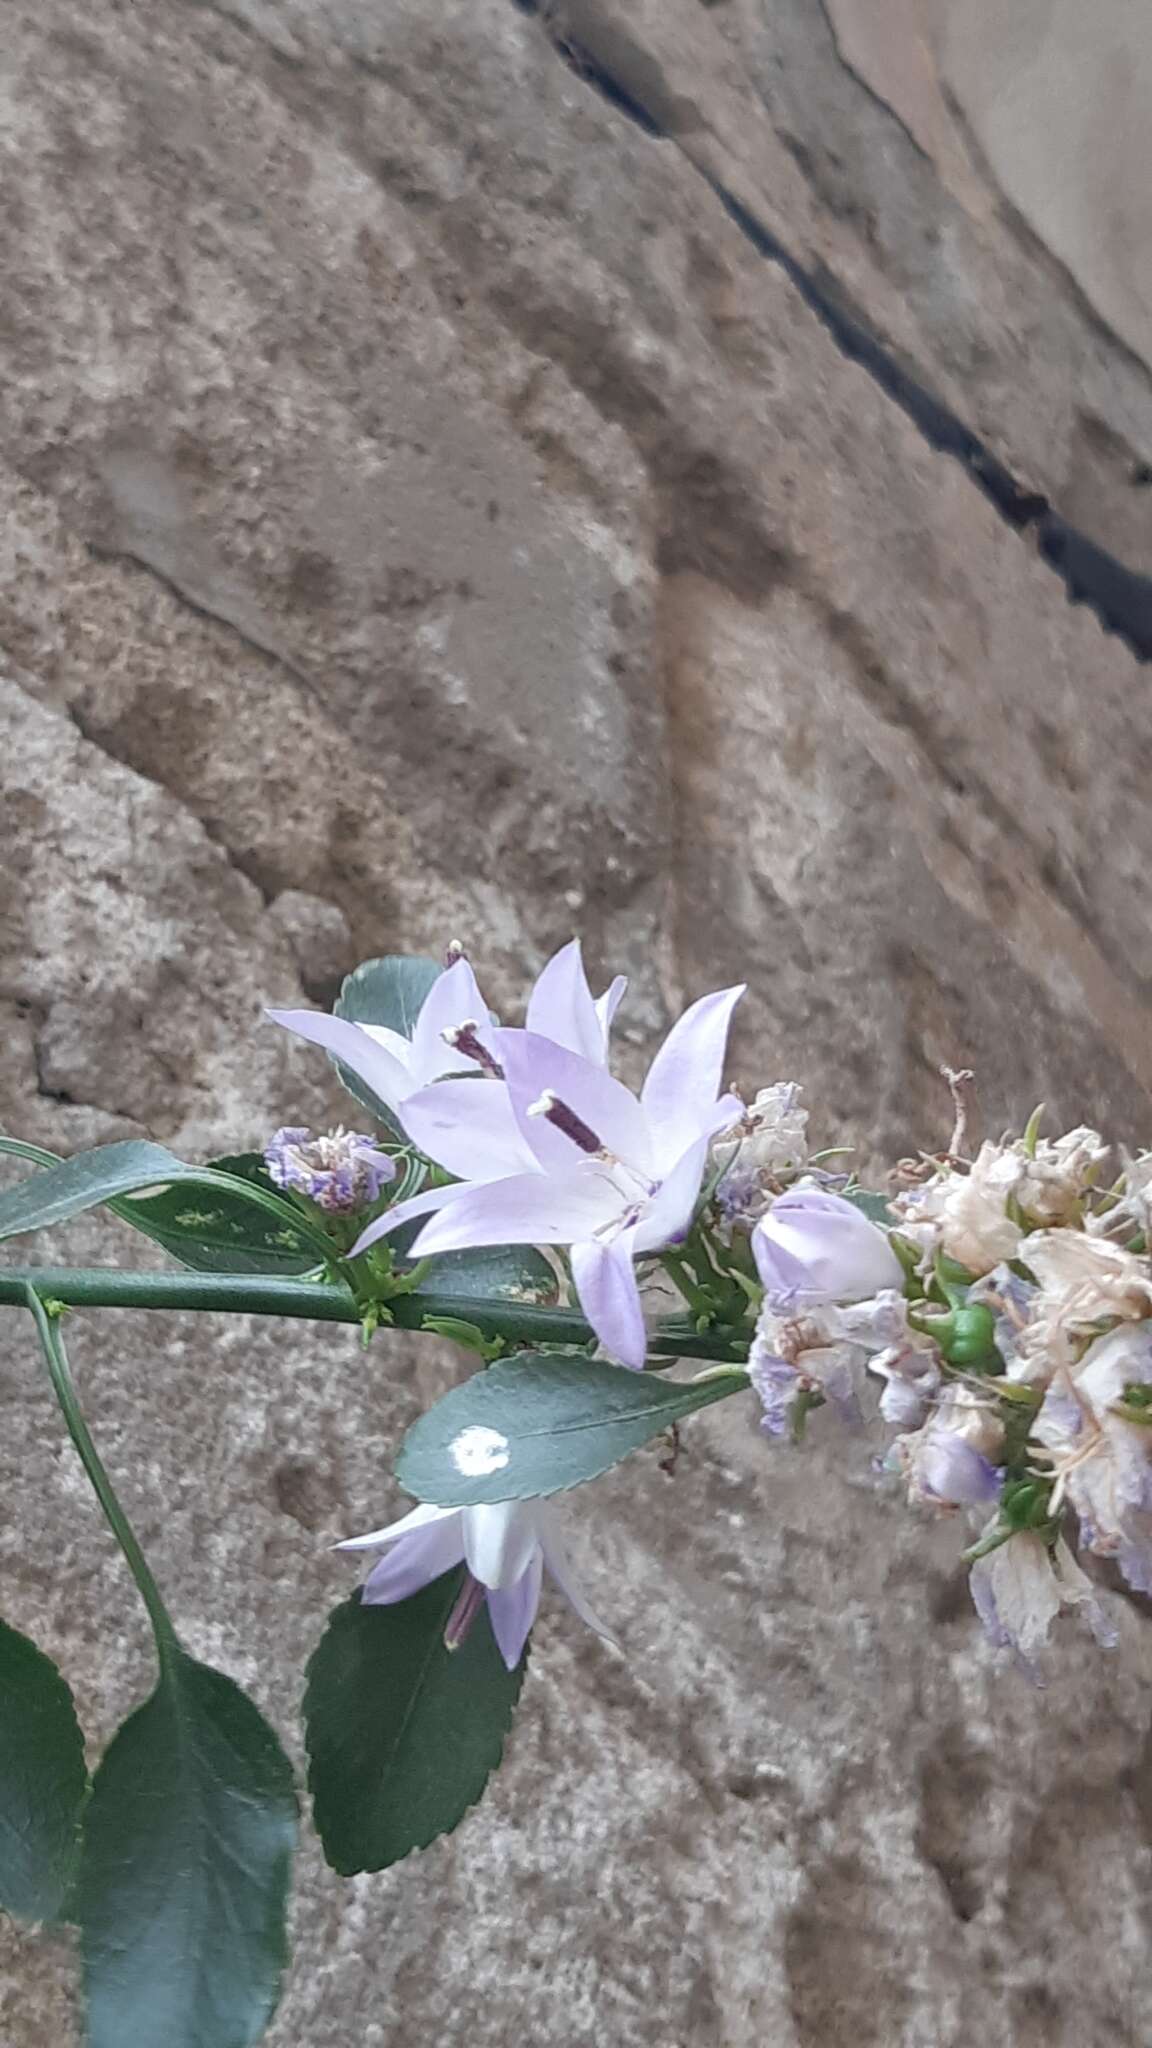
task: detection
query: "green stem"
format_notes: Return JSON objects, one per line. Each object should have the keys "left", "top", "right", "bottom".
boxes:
{"left": 21, "top": 1285, "right": 178, "bottom": 1667}
{"left": 0, "top": 1266, "right": 749, "bottom": 1362}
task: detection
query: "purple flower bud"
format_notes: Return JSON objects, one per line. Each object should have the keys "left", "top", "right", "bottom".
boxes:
{"left": 752, "top": 1188, "right": 904, "bottom": 1309}
{"left": 264, "top": 1127, "right": 396, "bottom": 1214}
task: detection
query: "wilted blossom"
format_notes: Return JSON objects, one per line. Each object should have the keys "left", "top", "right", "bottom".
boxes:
{"left": 1015, "top": 1126, "right": 1110, "bottom": 1226}
{"left": 752, "top": 1186, "right": 904, "bottom": 1310}
{"left": 264, "top": 1127, "right": 395, "bottom": 1213}
{"left": 897, "top": 1387, "right": 1004, "bottom": 1509}
{"left": 711, "top": 1082, "right": 809, "bottom": 1231}
{"left": 893, "top": 1142, "right": 1024, "bottom": 1276}
{"left": 351, "top": 985, "right": 745, "bottom": 1369}
{"left": 1014, "top": 1228, "right": 1152, "bottom": 1381}
{"left": 1033, "top": 1325, "right": 1152, "bottom": 1592}
{"left": 967, "top": 1265, "right": 1037, "bottom": 1378}
{"left": 748, "top": 1290, "right": 916, "bottom": 1436}
{"left": 338, "top": 1497, "right": 613, "bottom": 1671}
{"left": 968, "top": 1531, "right": 1110, "bottom": 1660}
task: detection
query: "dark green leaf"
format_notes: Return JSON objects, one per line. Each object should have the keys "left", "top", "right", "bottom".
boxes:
{"left": 73, "top": 1650, "right": 297, "bottom": 2048}
{"left": 387, "top": 1218, "right": 558, "bottom": 1306}
{"left": 112, "top": 1154, "right": 319, "bottom": 1275}
{"left": 0, "top": 1140, "right": 332, "bottom": 1263}
{"left": 0, "top": 1618, "right": 88, "bottom": 1922}
{"left": 843, "top": 1187, "right": 893, "bottom": 1225}
{"left": 332, "top": 956, "right": 443, "bottom": 1125}
{"left": 395, "top": 1352, "right": 748, "bottom": 1505}
{"left": 304, "top": 1576, "right": 525, "bottom": 1875}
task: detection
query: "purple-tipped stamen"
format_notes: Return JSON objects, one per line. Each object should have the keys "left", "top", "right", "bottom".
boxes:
{"left": 444, "top": 1570, "right": 489, "bottom": 1651}
{"left": 442, "top": 1021, "right": 504, "bottom": 1079}
{"left": 528, "top": 1088, "right": 604, "bottom": 1157}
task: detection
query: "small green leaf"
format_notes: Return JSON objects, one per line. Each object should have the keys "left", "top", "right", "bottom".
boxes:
{"left": 333, "top": 956, "right": 443, "bottom": 1124}
{"left": 304, "top": 1576, "right": 525, "bottom": 1875}
{"left": 0, "top": 1140, "right": 333, "bottom": 1265}
{"left": 395, "top": 1352, "right": 749, "bottom": 1505}
{"left": 113, "top": 1154, "right": 319, "bottom": 1275}
{"left": 842, "top": 1187, "right": 893, "bottom": 1225}
{"left": 73, "top": 1651, "right": 297, "bottom": 2048}
{"left": 0, "top": 1618, "right": 88, "bottom": 1922}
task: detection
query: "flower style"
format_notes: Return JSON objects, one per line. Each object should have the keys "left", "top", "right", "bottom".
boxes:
{"left": 264, "top": 1127, "right": 396, "bottom": 1213}
{"left": 338, "top": 1497, "right": 613, "bottom": 1671}
{"left": 267, "top": 940, "right": 623, "bottom": 1124}
{"left": 751, "top": 1186, "right": 904, "bottom": 1309}
{"left": 352, "top": 985, "right": 745, "bottom": 1368}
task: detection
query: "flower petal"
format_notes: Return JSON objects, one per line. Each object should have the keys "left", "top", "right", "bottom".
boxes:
{"left": 359, "top": 1518, "right": 466, "bottom": 1604}
{"left": 539, "top": 1509, "right": 620, "bottom": 1647}
{"left": 594, "top": 975, "right": 627, "bottom": 1047}
{"left": 462, "top": 1502, "right": 543, "bottom": 1588}
{"left": 265, "top": 1007, "right": 413, "bottom": 1110}
{"left": 525, "top": 940, "right": 605, "bottom": 1063}
{"left": 640, "top": 986, "right": 745, "bottom": 1168}
{"left": 410, "top": 1171, "right": 618, "bottom": 1257}
{"left": 633, "top": 1137, "right": 709, "bottom": 1254}
{"left": 408, "top": 957, "right": 497, "bottom": 1083}
{"left": 497, "top": 1029, "right": 654, "bottom": 1178}
{"left": 336, "top": 1501, "right": 458, "bottom": 1551}
{"left": 570, "top": 1227, "right": 647, "bottom": 1368}
{"left": 349, "top": 1180, "right": 474, "bottom": 1257}
{"left": 398, "top": 1077, "right": 537, "bottom": 1183}
{"left": 488, "top": 1553, "right": 544, "bottom": 1670}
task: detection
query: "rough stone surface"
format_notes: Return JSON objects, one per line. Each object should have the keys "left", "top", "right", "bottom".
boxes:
{"left": 3, "top": 3, "right": 1152, "bottom": 2043}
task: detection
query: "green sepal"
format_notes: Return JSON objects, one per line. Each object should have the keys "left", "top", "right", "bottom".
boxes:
{"left": 304, "top": 1576, "right": 526, "bottom": 1875}
{"left": 395, "top": 1351, "right": 750, "bottom": 1506}
{"left": 0, "top": 1618, "right": 89, "bottom": 1923}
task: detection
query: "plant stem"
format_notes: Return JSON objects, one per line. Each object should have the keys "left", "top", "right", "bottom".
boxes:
{"left": 21, "top": 1285, "right": 179, "bottom": 1667}
{"left": 0, "top": 1266, "right": 749, "bottom": 1362}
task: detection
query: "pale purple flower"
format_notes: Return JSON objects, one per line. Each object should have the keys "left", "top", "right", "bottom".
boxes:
{"left": 353, "top": 984, "right": 746, "bottom": 1368}
{"left": 752, "top": 1187, "right": 904, "bottom": 1310}
{"left": 264, "top": 1127, "right": 396, "bottom": 1213}
{"left": 266, "top": 954, "right": 500, "bottom": 1120}
{"left": 266, "top": 940, "right": 623, "bottom": 1123}
{"left": 338, "top": 1498, "right": 614, "bottom": 1671}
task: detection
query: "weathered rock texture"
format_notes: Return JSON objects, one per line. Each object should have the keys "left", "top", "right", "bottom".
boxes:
{"left": 3, "top": 3, "right": 1152, "bottom": 2042}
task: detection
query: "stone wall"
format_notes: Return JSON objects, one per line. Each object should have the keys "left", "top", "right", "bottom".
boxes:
{"left": 3, "top": 3, "right": 1152, "bottom": 2042}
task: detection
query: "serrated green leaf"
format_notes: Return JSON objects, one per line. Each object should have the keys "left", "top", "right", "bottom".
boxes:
{"left": 113, "top": 1154, "right": 319, "bottom": 1275}
{"left": 395, "top": 1352, "right": 749, "bottom": 1506}
{"left": 73, "top": 1651, "right": 297, "bottom": 2048}
{"left": 332, "top": 956, "right": 443, "bottom": 1125}
{"left": 0, "top": 1618, "right": 88, "bottom": 1922}
{"left": 842, "top": 1187, "right": 893, "bottom": 1225}
{"left": 304, "top": 1576, "right": 525, "bottom": 1875}
{"left": 0, "top": 1140, "right": 333, "bottom": 1265}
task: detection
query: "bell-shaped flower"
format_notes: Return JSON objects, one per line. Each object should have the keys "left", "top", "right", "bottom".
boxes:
{"left": 266, "top": 940, "right": 623, "bottom": 1124}
{"left": 338, "top": 1497, "right": 614, "bottom": 1671}
{"left": 752, "top": 1186, "right": 904, "bottom": 1309}
{"left": 352, "top": 984, "right": 746, "bottom": 1368}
